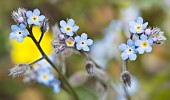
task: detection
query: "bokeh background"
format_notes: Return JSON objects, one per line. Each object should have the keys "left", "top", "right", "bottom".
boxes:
{"left": 0, "top": 0, "right": 170, "bottom": 100}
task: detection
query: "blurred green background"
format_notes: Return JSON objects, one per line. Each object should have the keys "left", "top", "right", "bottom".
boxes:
{"left": 0, "top": 0, "right": 170, "bottom": 100}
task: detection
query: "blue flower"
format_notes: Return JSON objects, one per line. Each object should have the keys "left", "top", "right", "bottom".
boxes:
{"left": 10, "top": 24, "right": 28, "bottom": 42}
{"left": 37, "top": 70, "right": 54, "bottom": 86}
{"left": 50, "top": 80, "right": 61, "bottom": 93}
{"left": 26, "top": 9, "right": 45, "bottom": 25}
{"left": 129, "top": 17, "right": 148, "bottom": 34}
{"left": 135, "top": 34, "right": 153, "bottom": 54}
{"left": 75, "top": 33, "right": 93, "bottom": 51}
{"left": 59, "top": 19, "right": 79, "bottom": 36}
{"left": 119, "top": 39, "right": 137, "bottom": 61}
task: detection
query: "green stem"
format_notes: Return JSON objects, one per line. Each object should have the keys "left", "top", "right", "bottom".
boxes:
{"left": 27, "top": 26, "right": 79, "bottom": 100}
{"left": 28, "top": 57, "right": 44, "bottom": 66}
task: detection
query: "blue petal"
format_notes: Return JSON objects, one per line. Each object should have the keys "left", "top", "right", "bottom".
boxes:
{"left": 86, "top": 39, "right": 93, "bottom": 46}
{"left": 27, "top": 19, "right": 33, "bottom": 25}
{"left": 59, "top": 20, "right": 66, "bottom": 28}
{"left": 11, "top": 25, "right": 19, "bottom": 32}
{"left": 76, "top": 44, "right": 82, "bottom": 50}
{"left": 146, "top": 46, "right": 152, "bottom": 52}
{"left": 135, "top": 40, "right": 141, "bottom": 46}
{"left": 82, "top": 46, "right": 90, "bottom": 51}
{"left": 33, "top": 9, "right": 40, "bottom": 16}
{"left": 19, "top": 24, "right": 26, "bottom": 30}
{"left": 17, "top": 37, "right": 24, "bottom": 42}
{"left": 129, "top": 53, "right": 137, "bottom": 61}
{"left": 137, "top": 29, "right": 144, "bottom": 34}
{"left": 119, "top": 43, "right": 127, "bottom": 51}
{"left": 129, "top": 21, "right": 136, "bottom": 27}
{"left": 136, "top": 17, "right": 143, "bottom": 24}
{"left": 53, "top": 86, "right": 60, "bottom": 93}
{"left": 72, "top": 26, "right": 79, "bottom": 32}
{"left": 22, "top": 30, "right": 28, "bottom": 37}
{"left": 34, "top": 21, "right": 40, "bottom": 25}
{"left": 81, "top": 33, "right": 87, "bottom": 40}
{"left": 121, "top": 52, "right": 128, "bottom": 60}
{"left": 75, "top": 36, "right": 81, "bottom": 43}
{"left": 67, "top": 19, "right": 75, "bottom": 26}
{"left": 140, "top": 34, "right": 147, "bottom": 40}
{"left": 127, "top": 39, "right": 134, "bottom": 46}
{"left": 138, "top": 47, "right": 144, "bottom": 54}
{"left": 10, "top": 32, "right": 17, "bottom": 39}
{"left": 148, "top": 39, "right": 153, "bottom": 45}
{"left": 38, "top": 15, "right": 45, "bottom": 21}
{"left": 60, "top": 28, "right": 66, "bottom": 33}
{"left": 26, "top": 11, "right": 33, "bottom": 18}
{"left": 142, "top": 22, "right": 148, "bottom": 29}
{"left": 66, "top": 32, "right": 74, "bottom": 36}
{"left": 130, "top": 28, "right": 137, "bottom": 33}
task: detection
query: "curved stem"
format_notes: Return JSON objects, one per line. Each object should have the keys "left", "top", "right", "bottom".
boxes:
{"left": 29, "top": 57, "right": 44, "bottom": 66}
{"left": 27, "top": 26, "right": 79, "bottom": 100}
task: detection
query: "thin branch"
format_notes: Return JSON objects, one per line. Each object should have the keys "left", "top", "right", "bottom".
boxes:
{"left": 28, "top": 57, "right": 44, "bottom": 66}
{"left": 27, "top": 26, "right": 79, "bottom": 100}
{"left": 38, "top": 31, "right": 45, "bottom": 44}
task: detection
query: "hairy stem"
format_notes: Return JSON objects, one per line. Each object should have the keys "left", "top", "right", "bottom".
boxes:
{"left": 27, "top": 26, "right": 79, "bottom": 100}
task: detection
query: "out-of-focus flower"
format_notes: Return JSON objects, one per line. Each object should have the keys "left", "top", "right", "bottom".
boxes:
{"left": 58, "top": 34, "right": 66, "bottom": 41}
{"left": 65, "top": 37, "right": 75, "bottom": 47}
{"left": 10, "top": 26, "right": 53, "bottom": 64}
{"left": 12, "top": 8, "right": 27, "bottom": 24}
{"left": 75, "top": 33, "right": 93, "bottom": 51}
{"left": 135, "top": 34, "right": 153, "bottom": 54}
{"left": 26, "top": 9, "right": 45, "bottom": 25}
{"left": 119, "top": 39, "right": 137, "bottom": 61}
{"left": 149, "top": 27, "right": 166, "bottom": 44}
{"left": 129, "top": 17, "right": 148, "bottom": 34}
{"left": 9, "top": 64, "right": 30, "bottom": 78}
{"left": 10, "top": 24, "right": 28, "bottom": 42}
{"left": 37, "top": 70, "right": 54, "bottom": 86}
{"left": 59, "top": 19, "right": 79, "bottom": 36}
{"left": 50, "top": 80, "right": 61, "bottom": 93}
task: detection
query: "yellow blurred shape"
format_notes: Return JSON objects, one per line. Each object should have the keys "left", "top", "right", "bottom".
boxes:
{"left": 10, "top": 26, "right": 53, "bottom": 64}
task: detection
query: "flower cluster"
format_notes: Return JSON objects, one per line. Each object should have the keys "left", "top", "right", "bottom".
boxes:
{"left": 119, "top": 17, "right": 166, "bottom": 87}
{"left": 119, "top": 17, "right": 166, "bottom": 61}
{"left": 52, "top": 18, "right": 93, "bottom": 53}
{"left": 10, "top": 8, "right": 49, "bottom": 43}
{"left": 24, "top": 58, "right": 61, "bottom": 93}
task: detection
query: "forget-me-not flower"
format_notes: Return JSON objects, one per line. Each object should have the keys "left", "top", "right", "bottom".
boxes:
{"left": 37, "top": 70, "right": 54, "bottom": 86}
{"left": 135, "top": 34, "right": 153, "bottom": 54}
{"left": 10, "top": 24, "right": 28, "bottom": 42}
{"left": 26, "top": 9, "right": 45, "bottom": 25}
{"left": 129, "top": 17, "right": 148, "bottom": 34}
{"left": 65, "top": 37, "right": 75, "bottom": 47}
{"left": 51, "top": 80, "right": 61, "bottom": 93}
{"left": 119, "top": 39, "right": 137, "bottom": 61}
{"left": 75, "top": 33, "right": 93, "bottom": 51}
{"left": 59, "top": 19, "right": 79, "bottom": 36}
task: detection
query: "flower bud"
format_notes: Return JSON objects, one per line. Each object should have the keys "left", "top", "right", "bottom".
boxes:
{"left": 41, "top": 19, "right": 49, "bottom": 33}
{"left": 85, "top": 61, "right": 95, "bottom": 75}
{"left": 58, "top": 34, "right": 65, "bottom": 41}
{"left": 121, "top": 71, "right": 131, "bottom": 87}
{"left": 51, "top": 40, "right": 60, "bottom": 48}
{"left": 9, "top": 64, "right": 30, "bottom": 78}
{"left": 53, "top": 45, "right": 66, "bottom": 54}
{"left": 145, "top": 28, "right": 151, "bottom": 35}
{"left": 12, "top": 8, "right": 27, "bottom": 24}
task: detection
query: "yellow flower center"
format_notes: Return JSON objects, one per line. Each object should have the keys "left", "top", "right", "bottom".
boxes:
{"left": 43, "top": 74, "right": 47, "bottom": 79}
{"left": 32, "top": 16, "right": 38, "bottom": 21}
{"left": 135, "top": 25, "right": 141, "bottom": 31}
{"left": 142, "top": 41, "right": 148, "bottom": 48}
{"left": 65, "top": 26, "right": 72, "bottom": 32}
{"left": 67, "top": 40, "right": 73, "bottom": 46}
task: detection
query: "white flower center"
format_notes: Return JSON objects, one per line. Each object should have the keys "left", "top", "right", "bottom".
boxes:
{"left": 80, "top": 40, "right": 86, "bottom": 46}
{"left": 126, "top": 47, "right": 133, "bottom": 55}
{"left": 65, "top": 26, "right": 72, "bottom": 32}
{"left": 16, "top": 30, "right": 23, "bottom": 37}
